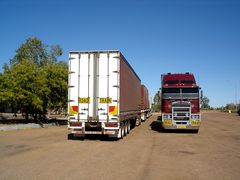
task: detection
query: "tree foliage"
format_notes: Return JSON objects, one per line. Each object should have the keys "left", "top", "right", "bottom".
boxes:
{"left": 10, "top": 37, "right": 48, "bottom": 66}
{"left": 0, "top": 37, "right": 67, "bottom": 122}
{"left": 225, "top": 103, "right": 239, "bottom": 112}
{"left": 201, "top": 96, "right": 210, "bottom": 109}
{"left": 153, "top": 91, "right": 161, "bottom": 112}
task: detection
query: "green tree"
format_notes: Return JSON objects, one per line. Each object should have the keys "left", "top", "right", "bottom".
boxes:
{"left": 201, "top": 96, "right": 210, "bottom": 109}
{"left": 0, "top": 37, "right": 67, "bottom": 122}
{"left": 153, "top": 91, "right": 161, "bottom": 112}
{"left": 49, "top": 45, "right": 63, "bottom": 62}
{"left": 0, "top": 64, "right": 17, "bottom": 114}
{"left": 225, "top": 103, "right": 237, "bottom": 111}
{"left": 44, "top": 61, "right": 68, "bottom": 112}
{"left": 10, "top": 37, "right": 48, "bottom": 66}
{"left": 0, "top": 72, "right": 5, "bottom": 111}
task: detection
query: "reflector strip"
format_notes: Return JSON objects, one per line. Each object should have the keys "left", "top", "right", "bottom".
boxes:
{"left": 105, "top": 122, "right": 118, "bottom": 127}
{"left": 70, "top": 106, "right": 78, "bottom": 114}
{"left": 70, "top": 122, "right": 82, "bottom": 127}
{"left": 109, "top": 106, "right": 118, "bottom": 115}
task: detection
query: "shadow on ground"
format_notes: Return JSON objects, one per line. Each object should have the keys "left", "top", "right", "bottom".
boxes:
{"left": 67, "top": 134, "right": 120, "bottom": 142}
{"left": 0, "top": 113, "right": 67, "bottom": 125}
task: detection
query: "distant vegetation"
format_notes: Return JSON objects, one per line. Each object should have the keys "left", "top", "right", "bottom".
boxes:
{"left": 215, "top": 103, "right": 240, "bottom": 114}
{"left": 0, "top": 37, "right": 68, "bottom": 122}
{"left": 201, "top": 96, "right": 210, "bottom": 109}
{"left": 153, "top": 91, "right": 161, "bottom": 112}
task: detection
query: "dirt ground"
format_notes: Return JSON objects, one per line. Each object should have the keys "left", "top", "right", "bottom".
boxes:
{"left": 0, "top": 111, "right": 239, "bottom": 180}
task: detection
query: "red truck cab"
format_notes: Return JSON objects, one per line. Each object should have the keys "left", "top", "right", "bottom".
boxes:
{"left": 161, "top": 73, "right": 202, "bottom": 132}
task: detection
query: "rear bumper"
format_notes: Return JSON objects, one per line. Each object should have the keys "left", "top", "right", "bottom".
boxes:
{"left": 68, "top": 121, "right": 119, "bottom": 136}
{"left": 70, "top": 128, "right": 117, "bottom": 135}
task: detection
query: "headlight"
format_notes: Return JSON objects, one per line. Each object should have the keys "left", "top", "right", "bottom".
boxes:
{"left": 163, "top": 114, "right": 171, "bottom": 119}
{"left": 191, "top": 115, "right": 200, "bottom": 119}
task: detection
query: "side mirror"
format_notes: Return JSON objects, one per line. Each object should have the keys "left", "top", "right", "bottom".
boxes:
{"left": 200, "top": 90, "right": 203, "bottom": 100}
{"left": 158, "top": 90, "right": 161, "bottom": 97}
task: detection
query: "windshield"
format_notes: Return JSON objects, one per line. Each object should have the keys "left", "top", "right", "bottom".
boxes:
{"left": 162, "top": 88, "right": 180, "bottom": 93}
{"left": 182, "top": 88, "right": 198, "bottom": 93}
{"left": 162, "top": 88, "right": 199, "bottom": 99}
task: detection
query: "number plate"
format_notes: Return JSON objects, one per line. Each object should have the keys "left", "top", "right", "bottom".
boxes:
{"left": 163, "top": 120, "right": 172, "bottom": 126}
{"left": 79, "top": 97, "right": 90, "bottom": 103}
{"left": 99, "top": 98, "right": 112, "bottom": 103}
{"left": 177, "top": 125, "right": 186, "bottom": 129}
{"left": 191, "top": 120, "right": 200, "bottom": 126}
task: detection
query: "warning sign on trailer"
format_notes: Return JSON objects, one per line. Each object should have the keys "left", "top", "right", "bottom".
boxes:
{"left": 99, "top": 98, "right": 112, "bottom": 103}
{"left": 79, "top": 97, "right": 90, "bottom": 103}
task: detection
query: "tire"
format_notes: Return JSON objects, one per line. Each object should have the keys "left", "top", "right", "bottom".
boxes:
{"left": 121, "top": 123, "right": 125, "bottom": 138}
{"left": 124, "top": 121, "right": 128, "bottom": 136}
{"left": 141, "top": 113, "right": 146, "bottom": 122}
{"left": 136, "top": 117, "right": 141, "bottom": 126}
{"left": 130, "top": 119, "right": 136, "bottom": 129}
{"left": 117, "top": 124, "right": 123, "bottom": 139}
{"left": 127, "top": 120, "right": 130, "bottom": 134}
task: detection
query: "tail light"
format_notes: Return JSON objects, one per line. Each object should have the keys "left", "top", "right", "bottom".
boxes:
{"left": 70, "top": 122, "right": 82, "bottom": 127}
{"left": 105, "top": 122, "right": 118, "bottom": 127}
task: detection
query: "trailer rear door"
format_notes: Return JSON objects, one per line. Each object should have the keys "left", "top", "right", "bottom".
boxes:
{"left": 68, "top": 51, "right": 119, "bottom": 122}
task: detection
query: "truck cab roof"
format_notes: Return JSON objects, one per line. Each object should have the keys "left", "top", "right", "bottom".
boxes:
{"left": 162, "top": 73, "right": 197, "bottom": 88}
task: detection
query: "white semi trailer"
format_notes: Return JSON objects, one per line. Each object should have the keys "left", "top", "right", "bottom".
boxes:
{"left": 68, "top": 51, "right": 142, "bottom": 139}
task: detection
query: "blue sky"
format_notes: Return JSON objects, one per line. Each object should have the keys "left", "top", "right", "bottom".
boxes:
{"left": 0, "top": 0, "right": 239, "bottom": 107}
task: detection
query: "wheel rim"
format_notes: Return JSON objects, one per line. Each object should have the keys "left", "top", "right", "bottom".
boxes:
{"left": 121, "top": 123, "right": 124, "bottom": 138}
{"left": 124, "top": 122, "right": 127, "bottom": 136}
{"left": 128, "top": 121, "right": 130, "bottom": 133}
{"left": 117, "top": 125, "right": 122, "bottom": 139}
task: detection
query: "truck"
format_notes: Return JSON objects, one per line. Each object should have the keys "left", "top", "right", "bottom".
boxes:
{"left": 68, "top": 50, "right": 142, "bottom": 139}
{"left": 161, "top": 73, "right": 202, "bottom": 133}
{"left": 140, "top": 85, "right": 152, "bottom": 121}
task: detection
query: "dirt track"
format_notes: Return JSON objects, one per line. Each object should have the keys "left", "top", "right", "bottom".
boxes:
{"left": 0, "top": 111, "right": 240, "bottom": 180}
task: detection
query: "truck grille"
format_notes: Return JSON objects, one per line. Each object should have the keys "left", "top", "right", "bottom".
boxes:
{"left": 172, "top": 102, "right": 191, "bottom": 121}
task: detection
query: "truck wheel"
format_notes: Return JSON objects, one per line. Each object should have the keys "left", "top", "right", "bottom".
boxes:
{"left": 121, "top": 123, "right": 125, "bottom": 138}
{"left": 141, "top": 113, "right": 146, "bottom": 122}
{"left": 136, "top": 118, "right": 141, "bottom": 126}
{"left": 130, "top": 119, "right": 136, "bottom": 129}
{"left": 127, "top": 121, "right": 130, "bottom": 134}
{"left": 124, "top": 121, "right": 128, "bottom": 136}
{"left": 117, "top": 124, "right": 123, "bottom": 139}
